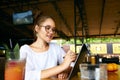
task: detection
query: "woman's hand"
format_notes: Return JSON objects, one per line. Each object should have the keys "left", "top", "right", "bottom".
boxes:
{"left": 62, "top": 50, "right": 76, "bottom": 69}
{"left": 64, "top": 50, "right": 76, "bottom": 63}
{"left": 57, "top": 72, "right": 68, "bottom": 79}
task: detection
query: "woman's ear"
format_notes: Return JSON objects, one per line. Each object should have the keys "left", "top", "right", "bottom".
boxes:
{"left": 35, "top": 25, "right": 40, "bottom": 33}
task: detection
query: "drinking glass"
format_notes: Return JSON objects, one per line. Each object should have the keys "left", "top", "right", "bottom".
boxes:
{"left": 79, "top": 63, "right": 107, "bottom": 80}
{"left": 4, "top": 59, "right": 25, "bottom": 80}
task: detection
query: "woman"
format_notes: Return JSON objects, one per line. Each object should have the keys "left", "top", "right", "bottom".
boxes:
{"left": 19, "top": 14, "right": 76, "bottom": 80}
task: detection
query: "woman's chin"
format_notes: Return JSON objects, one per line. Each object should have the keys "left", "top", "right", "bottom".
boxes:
{"left": 46, "top": 37, "right": 53, "bottom": 42}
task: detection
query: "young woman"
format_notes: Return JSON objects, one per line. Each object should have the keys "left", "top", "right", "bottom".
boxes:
{"left": 19, "top": 13, "right": 76, "bottom": 80}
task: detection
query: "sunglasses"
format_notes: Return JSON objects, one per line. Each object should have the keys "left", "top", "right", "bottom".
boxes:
{"left": 42, "top": 25, "right": 56, "bottom": 34}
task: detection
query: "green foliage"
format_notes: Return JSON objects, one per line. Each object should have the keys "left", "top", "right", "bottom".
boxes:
{"left": 85, "top": 38, "right": 120, "bottom": 43}
{"left": 13, "top": 43, "right": 20, "bottom": 59}
{"left": 3, "top": 43, "right": 20, "bottom": 60}
{"left": 56, "top": 38, "right": 120, "bottom": 45}
{"left": 3, "top": 44, "right": 10, "bottom": 59}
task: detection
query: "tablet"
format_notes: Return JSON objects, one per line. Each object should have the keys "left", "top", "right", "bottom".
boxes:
{"left": 68, "top": 44, "right": 89, "bottom": 80}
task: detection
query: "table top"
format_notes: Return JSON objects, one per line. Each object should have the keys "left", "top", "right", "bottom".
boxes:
{"left": 42, "top": 65, "right": 120, "bottom": 80}
{"left": 42, "top": 72, "right": 120, "bottom": 80}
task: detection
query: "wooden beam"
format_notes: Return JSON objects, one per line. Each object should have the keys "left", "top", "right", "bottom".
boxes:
{"left": 50, "top": 1, "right": 73, "bottom": 36}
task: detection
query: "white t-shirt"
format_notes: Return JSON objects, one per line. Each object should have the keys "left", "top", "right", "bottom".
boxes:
{"left": 19, "top": 43, "right": 66, "bottom": 80}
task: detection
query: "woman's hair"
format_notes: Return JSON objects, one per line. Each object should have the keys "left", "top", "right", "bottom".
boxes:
{"left": 33, "top": 12, "right": 55, "bottom": 41}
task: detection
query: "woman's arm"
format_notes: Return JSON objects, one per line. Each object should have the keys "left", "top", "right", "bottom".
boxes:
{"left": 41, "top": 50, "right": 76, "bottom": 79}
{"left": 41, "top": 63, "right": 67, "bottom": 78}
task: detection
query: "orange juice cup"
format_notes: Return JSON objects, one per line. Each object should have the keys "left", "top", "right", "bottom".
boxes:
{"left": 5, "top": 59, "right": 25, "bottom": 80}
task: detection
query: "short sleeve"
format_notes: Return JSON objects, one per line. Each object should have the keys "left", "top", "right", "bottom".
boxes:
{"left": 20, "top": 45, "right": 41, "bottom": 80}
{"left": 58, "top": 47, "right": 66, "bottom": 64}
{"left": 51, "top": 43, "right": 66, "bottom": 64}
{"left": 19, "top": 45, "right": 28, "bottom": 60}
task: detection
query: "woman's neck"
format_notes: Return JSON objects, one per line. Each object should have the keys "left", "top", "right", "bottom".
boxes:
{"left": 30, "top": 39, "right": 49, "bottom": 53}
{"left": 34, "top": 39, "right": 49, "bottom": 48}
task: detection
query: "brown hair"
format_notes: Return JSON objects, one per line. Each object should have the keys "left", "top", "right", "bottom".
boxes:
{"left": 33, "top": 13, "right": 55, "bottom": 41}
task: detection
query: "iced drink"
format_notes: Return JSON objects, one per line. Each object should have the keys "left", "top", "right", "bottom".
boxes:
{"left": 5, "top": 60, "right": 25, "bottom": 80}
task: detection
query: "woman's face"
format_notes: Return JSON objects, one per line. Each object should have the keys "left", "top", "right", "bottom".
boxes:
{"left": 35, "top": 18, "right": 56, "bottom": 43}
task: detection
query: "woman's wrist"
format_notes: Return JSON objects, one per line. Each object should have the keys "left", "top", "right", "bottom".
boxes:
{"left": 60, "top": 62, "right": 70, "bottom": 70}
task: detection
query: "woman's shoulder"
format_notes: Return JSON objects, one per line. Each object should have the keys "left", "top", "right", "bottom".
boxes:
{"left": 20, "top": 44, "right": 30, "bottom": 50}
{"left": 50, "top": 42, "right": 61, "bottom": 48}
{"left": 49, "top": 42, "right": 64, "bottom": 52}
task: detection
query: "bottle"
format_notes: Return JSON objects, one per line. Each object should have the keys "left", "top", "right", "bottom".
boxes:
{"left": 84, "top": 53, "right": 91, "bottom": 64}
{"left": 95, "top": 54, "right": 99, "bottom": 64}
{"left": 91, "top": 55, "right": 96, "bottom": 65}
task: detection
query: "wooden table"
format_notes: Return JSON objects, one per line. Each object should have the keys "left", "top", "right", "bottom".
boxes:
{"left": 42, "top": 65, "right": 120, "bottom": 80}
{"left": 42, "top": 72, "right": 120, "bottom": 80}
